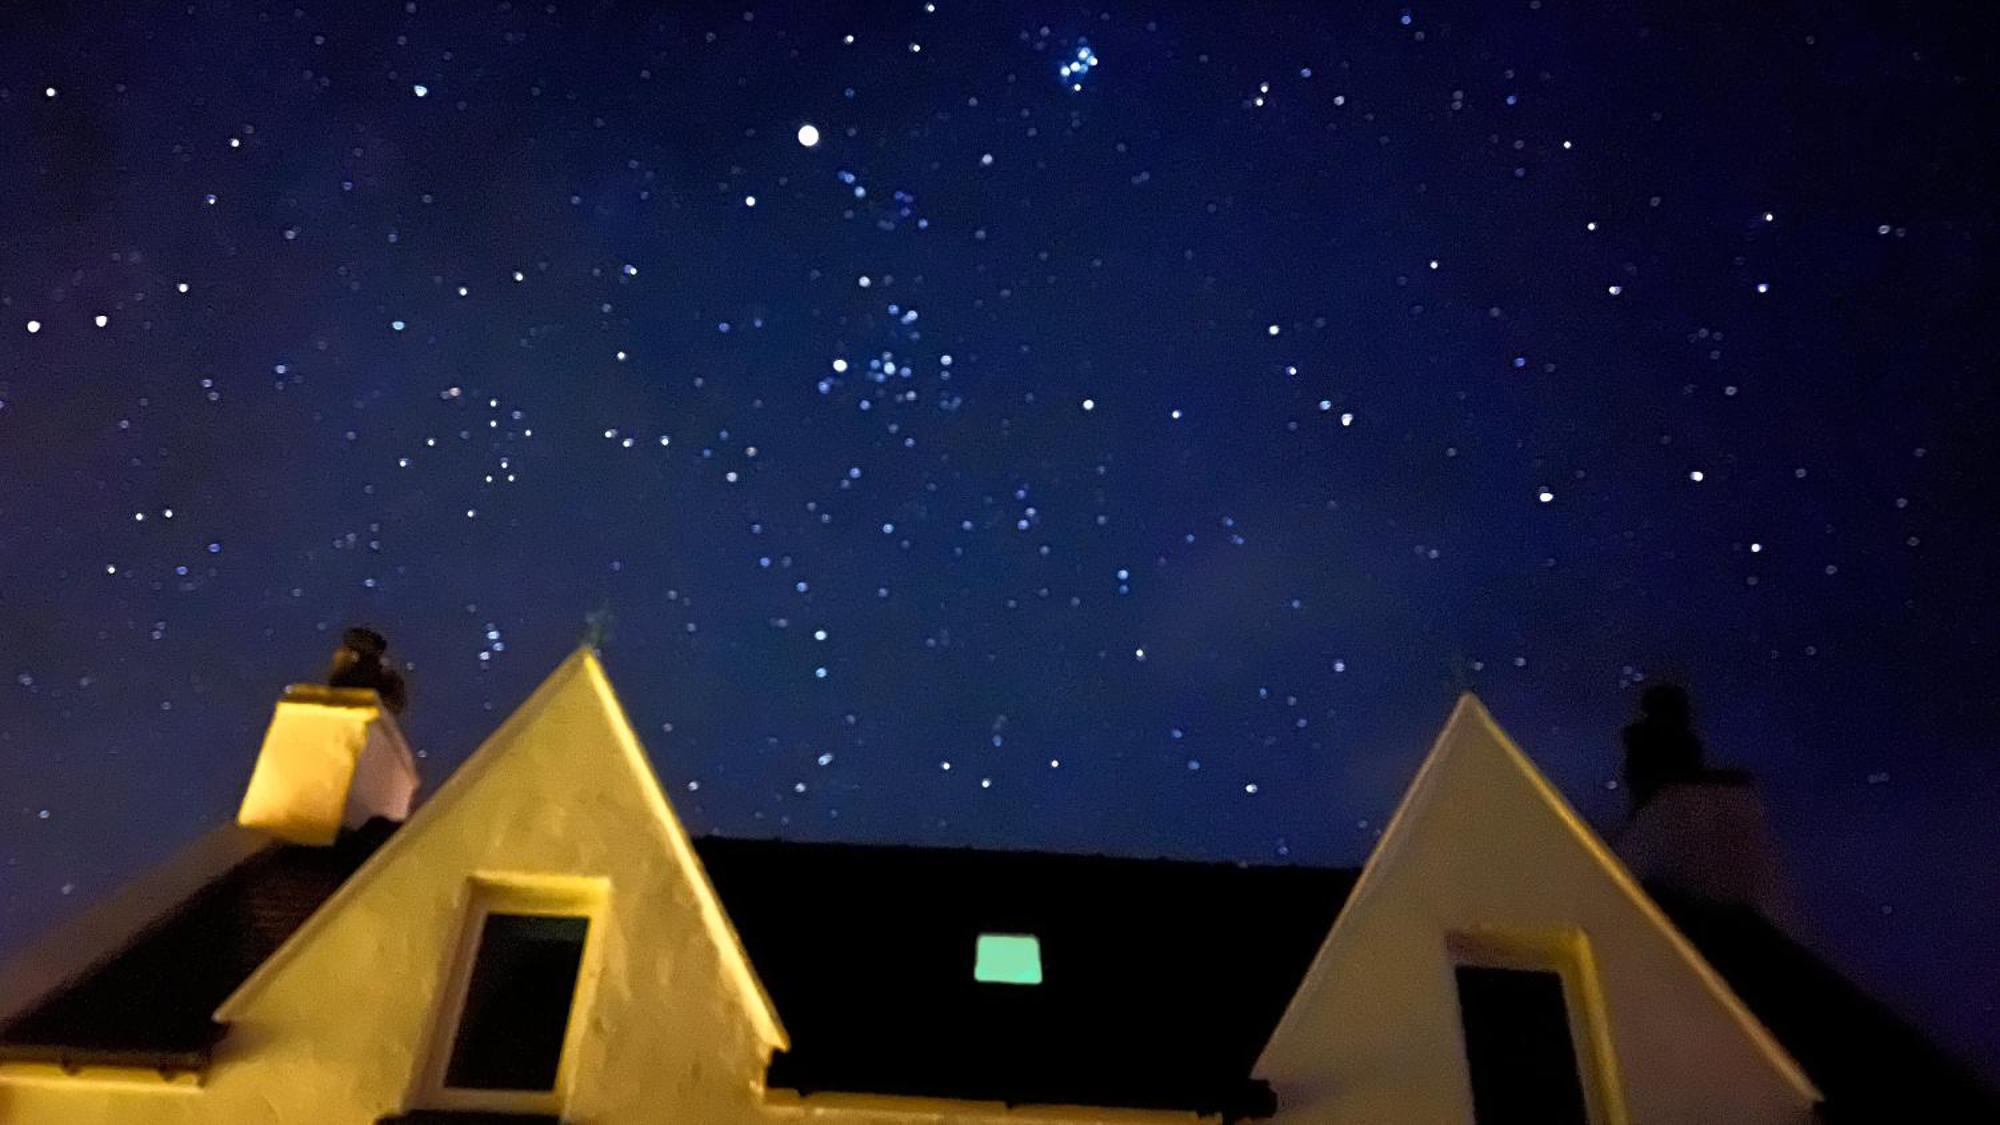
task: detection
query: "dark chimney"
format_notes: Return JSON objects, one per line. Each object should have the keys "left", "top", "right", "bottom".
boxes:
{"left": 1620, "top": 683, "right": 1706, "bottom": 816}
{"left": 1612, "top": 684, "right": 1792, "bottom": 925}
{"left": 326, "top": 626, "right": 408, "bottom": 715}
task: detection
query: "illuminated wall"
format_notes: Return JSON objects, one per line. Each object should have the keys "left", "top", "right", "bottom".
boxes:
{"left": 1256, "top": 696, "right": 1819, "bottom": 1125}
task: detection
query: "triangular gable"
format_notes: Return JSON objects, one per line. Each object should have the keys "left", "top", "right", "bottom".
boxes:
{"left": 1256, "top": 695, "right": 1819, "bottom": 1124}
{"left": 210, "top": 647, "right": 785, "bottom": 1118}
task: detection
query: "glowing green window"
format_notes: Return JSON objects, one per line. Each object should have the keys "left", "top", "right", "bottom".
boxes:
{"left": 974, "top": 933, "right": 1042, "bottom": 985}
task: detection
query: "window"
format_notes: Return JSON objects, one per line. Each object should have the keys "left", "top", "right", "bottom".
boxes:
{"left": 444, "top": 913, "right": 590, "bottom": 1090}
{"left": 1454, "top": 965, "right": 1590, "bottom": 1125}
{"left": 1447, "top": 929, "right": 1622, "bottom": 1124}
{"left": 414, "top": 875, "right": 606, "bottom": 1116}
{"left": 973, "top": 932, "right": 1042, "bottom": 985}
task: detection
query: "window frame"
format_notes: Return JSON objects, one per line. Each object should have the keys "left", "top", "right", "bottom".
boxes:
{"left": 410, "top": 874, "right": 609, "bottom": 1116}
{"left": 1446, "top": 928, "right": 1627, "bottom": 1125}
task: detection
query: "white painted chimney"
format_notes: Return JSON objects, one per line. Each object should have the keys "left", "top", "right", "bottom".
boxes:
{"left": 1614, "top": 774, "right": 1792, "bottom": 924}
{"left": 236, "top": 683, "right": 420, "bottom": 846}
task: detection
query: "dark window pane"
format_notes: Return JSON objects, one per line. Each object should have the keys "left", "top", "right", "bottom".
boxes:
{"left": 445, "top": 913, "right": 590, "bottom": 1091}
{"left": 1454, "top": 965, "right": 1590, "bottom": 1125}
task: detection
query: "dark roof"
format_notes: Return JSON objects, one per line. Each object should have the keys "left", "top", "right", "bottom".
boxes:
{"left": 4, "top": 824, "right": 1993, "bottom": 1122}
{"left": 0, "top": 819, "right": 395, "bottom": 1070}
{"left": 694, "top": 836, "right": 1354, "bottom": 1117}
{"left": 1648, "top": 885, "right": 2000, "bottom": 1123}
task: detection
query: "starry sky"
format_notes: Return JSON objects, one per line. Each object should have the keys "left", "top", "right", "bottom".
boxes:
{"left": 3, "top": 0, "right": 1997, "bottom": 1080}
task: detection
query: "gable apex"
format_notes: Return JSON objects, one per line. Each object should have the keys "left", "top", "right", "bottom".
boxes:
{"left": 214, "top": 647, "right": 787, "bottom": 1053}
{"left": 1256, "top": 693, "right": 1818, "bottom": 1123}
{"left": 1415, "top": 693, "right": 1811, "bottom": 1096}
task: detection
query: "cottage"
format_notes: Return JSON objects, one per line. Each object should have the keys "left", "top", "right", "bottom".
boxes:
{"left": 0, "top": 645, "right": 1990, "bottom": 1123}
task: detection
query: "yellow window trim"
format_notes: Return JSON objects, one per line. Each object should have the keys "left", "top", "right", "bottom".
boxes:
{"left": 1447, "top": 927, "right": 1629, "bottom": 1125}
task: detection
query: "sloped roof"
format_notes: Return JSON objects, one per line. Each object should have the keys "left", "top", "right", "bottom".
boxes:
{"left": 1647, "top": 885, "right": 2000, "bottom": 1123}
{"left": 0, "top": 822, "right": 270, "bottom": 1034}
{"left": 0, "top": 818, "right": 395, "bottom": 1069}
{"left": 2, "top": 827, "right": 1992, "bottom": 1120}
{"left": 695, "top": 836, "right": 1355, "bottom": 1117}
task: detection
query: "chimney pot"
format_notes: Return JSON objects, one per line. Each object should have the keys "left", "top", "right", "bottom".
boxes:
{"left": 326, "top": 625, "right": 408, "bottom": 715}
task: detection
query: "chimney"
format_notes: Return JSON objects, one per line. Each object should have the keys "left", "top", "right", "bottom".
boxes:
{"left": 1611, "top": 685, "right": 1791, "bottom": 923}
{"left": 236, "top": 628, "right": 420, "bottom": 845}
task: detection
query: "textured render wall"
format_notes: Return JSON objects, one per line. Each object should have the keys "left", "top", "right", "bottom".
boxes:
{"left": 0, "top": 651, "right": 1206, "bottom": 1125}
{"left": 0, "top": 1075, "right": 194, "bottom": 1124}
{"left": 0, "top": 1054, "right": 1211, "bottom": 1123}
{"left": 1257, "top": 697, "right": 1819, "bottom": 1125}
{"left": 209, "top": 650, "right": 780, "bottom": 1124}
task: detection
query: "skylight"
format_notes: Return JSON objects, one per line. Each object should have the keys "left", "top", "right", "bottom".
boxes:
{"left": 974, "top": 932, "right": 1042, "bottom": 985}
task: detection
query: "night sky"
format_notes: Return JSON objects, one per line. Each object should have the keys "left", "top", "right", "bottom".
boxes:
{"left": 3, "top": 0, "right": 1996, "bottom": 1080}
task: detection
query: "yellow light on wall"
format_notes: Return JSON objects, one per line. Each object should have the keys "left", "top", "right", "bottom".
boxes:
{"left": 236, "top": 685, "right": 418, "bottom": 845}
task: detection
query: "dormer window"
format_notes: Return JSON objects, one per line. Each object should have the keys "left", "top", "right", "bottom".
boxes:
{"left": 415, "top": 875, "right": 607, "bottom": 1116}
{"left": 1447, "top": 931, "right": 1616, "bottom": 1125}
{"left": 444, "top": 913, "right": 590, "bottom": 1090}
{"left": 973, "top": 933, "right": 1042, "bottom": 985}
{"left": 1454, "top": 965, "right": 1590, "bottom": 1125}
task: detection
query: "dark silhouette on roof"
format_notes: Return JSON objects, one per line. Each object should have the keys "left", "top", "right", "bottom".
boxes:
{"left": 3, "top": 830, "right": 1994, "bottom": 1120}
{"left": 1621, "top": 683, "right": 1709, "bottom": 815}
{"left": 327, "top": 625, "right": 408, "bottom": 716}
